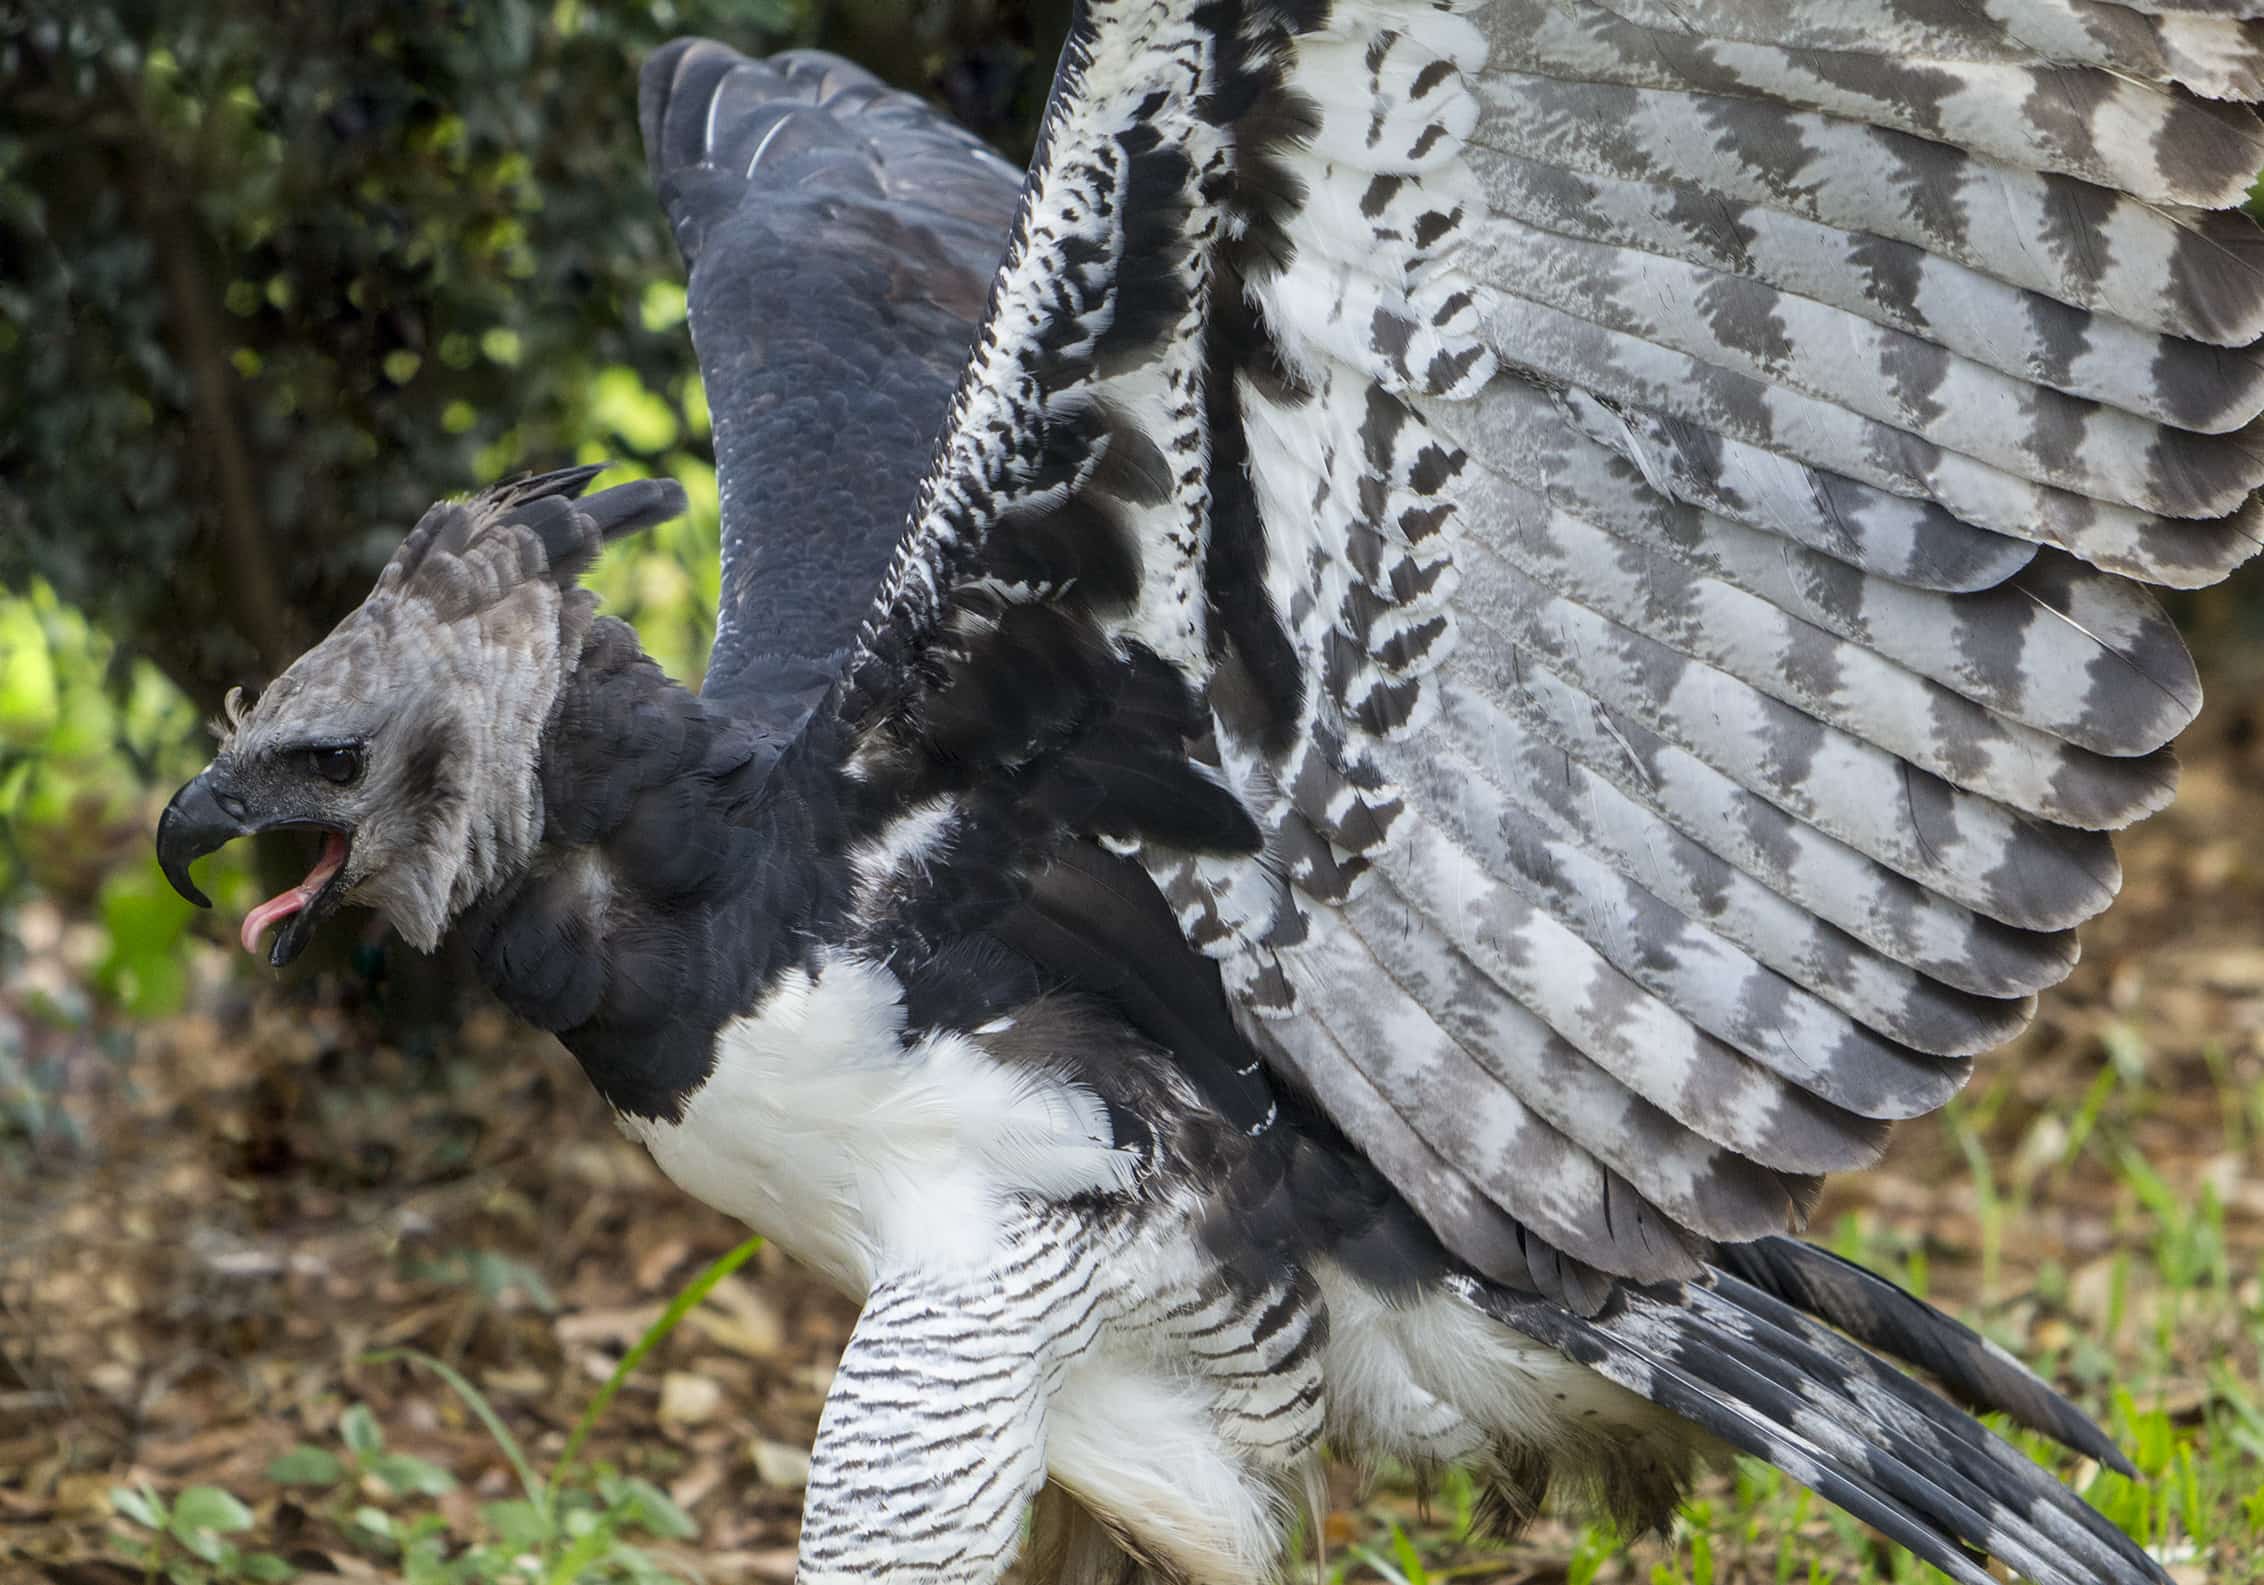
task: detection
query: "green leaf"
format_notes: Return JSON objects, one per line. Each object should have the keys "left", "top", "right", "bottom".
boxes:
{"left": 1346, "top": 1543, "right": 1410, "bottom": 1585}
{"left": 606, "top": 1475, "right": 695, "bottom": 1541}
{"left": 367, "top": 1451, "right": 458, "bottom": 1498}
{"left": 542, "top": 1509, "right": 624, "bottom": 1585}
{"left": 607, "top": 1543, "right": 677, "bottom": 1585}
{"left": 465, "top": 1250, "right": 558, "bottom": 1312}
{"left": 176, "top": 1526, "right": 235, "bottom": 1565}
{"left": 1386, "top": 1521, "right": 1427, "bottom": 1585}
{"left": 399, "top": 1512, "right": 450, "bottom": 1543}
{"left": 639, "top": 280, "right": 687, "bottom": 333}
{"left": 482, "top": 1498, "right": 549, "bottom": 1550}
{"left": 266, "top": 1444, "right": 345, "bottom": 1486}
{"left": 0, "top": 600, "right": 59, "bottom": 747}
{"left": 110, "top": 1482, "right": 166, "bottom": 1530}
{"left": 587, "top": 365, "right": 680, "bottom": 454}
{"left": 170, "top": 1484, "right": 254, "bottom": 1536}
{"left": 339, "top": 1402, "right": 385, "bottom": 1457}
{"left": 241, "top": 1554, "right": 299, "bottom": 1582}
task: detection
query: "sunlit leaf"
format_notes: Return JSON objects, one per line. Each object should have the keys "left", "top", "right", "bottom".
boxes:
{"left": 0, "top": 600, "right": 58, "bottom": 746}
{"left": 367, "top": 1451, "right": 458, "bottom": 1498}
{"left": 169, "top": 1484, "right": 254, "bottom": 1536}
{"left": 587, "top": 365, "right": 680, "bottom": 454}
{"left": 267, "top": 1445, "right": 345, "bottom": 1486}
{"left": 110, "top": 1483, "right": 166, "bottom": 1530}
{"left": 340, "top": 1402, "right": 385, "bottom": 1458}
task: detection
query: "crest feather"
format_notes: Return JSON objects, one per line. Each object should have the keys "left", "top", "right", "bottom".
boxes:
{"left": 382, "top": 466, "right": 690, "bottom": 620}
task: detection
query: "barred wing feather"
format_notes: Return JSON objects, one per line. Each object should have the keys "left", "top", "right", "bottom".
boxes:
{"left": 838, "top": 0, "right": 2262, "bottom": 1320}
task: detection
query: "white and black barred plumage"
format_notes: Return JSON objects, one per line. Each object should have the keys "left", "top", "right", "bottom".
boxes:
{"left": 157, "top": 5, "right": 2264, "bottom": 1583}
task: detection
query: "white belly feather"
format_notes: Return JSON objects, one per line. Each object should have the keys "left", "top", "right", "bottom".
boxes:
{"left": 620, "top": 950, "right": 1136, "bottom": 1296}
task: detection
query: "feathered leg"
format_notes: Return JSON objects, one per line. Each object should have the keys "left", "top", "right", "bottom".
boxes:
{"left": 791, "top": 1208, "right": 1141, "bottom": 1585}
{"left": 795, "top": 1265, "right": 1059, "bottom": 1585}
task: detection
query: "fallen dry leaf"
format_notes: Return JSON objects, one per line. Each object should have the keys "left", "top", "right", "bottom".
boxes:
{"left": 749, "top": 1438, "right": 812, "bottom": 1490}
{"left": 658, "top": 1369, "right": 725, "bottom": 1428}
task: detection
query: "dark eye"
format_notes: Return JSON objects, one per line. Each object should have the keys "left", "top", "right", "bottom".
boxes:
{"left": 308, "top": 746, "right": 363, "bottom": 785}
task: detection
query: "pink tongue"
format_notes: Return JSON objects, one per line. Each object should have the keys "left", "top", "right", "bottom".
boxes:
{"left": 239, "top": 832, "right": 350, "bottom": 956}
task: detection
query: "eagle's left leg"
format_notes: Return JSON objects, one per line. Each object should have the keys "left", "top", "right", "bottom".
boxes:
{"left": 791, "top": 1248, "right": 1088, "bottom": 1585}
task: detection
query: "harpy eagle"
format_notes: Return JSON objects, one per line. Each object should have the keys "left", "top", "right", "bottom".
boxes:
{"left": 156, "top": 4, "right": 2264, "bottom": 1581}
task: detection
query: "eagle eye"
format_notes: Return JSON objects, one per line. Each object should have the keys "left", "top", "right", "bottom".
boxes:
{"left": 308, "top": 746, "right": 364, "bottom": 786}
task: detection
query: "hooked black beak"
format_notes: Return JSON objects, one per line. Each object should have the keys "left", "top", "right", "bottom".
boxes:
{"left": 157, "top": 769, "right": 358, "bottom": 968}
{"left": 156, "top": 771, "right": 247, "bottom": 911}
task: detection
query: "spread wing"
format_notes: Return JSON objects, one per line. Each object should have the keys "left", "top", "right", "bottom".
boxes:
{"left": 819, "top": 0, "right": 2264, "bottom": 1293}
{"left": 638, "top": 43, "right": 1023, "bottom": 726}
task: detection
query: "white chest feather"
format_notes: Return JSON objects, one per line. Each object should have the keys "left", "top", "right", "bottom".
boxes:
{"left": 620, "top": 952, "right": 1135, "bottom": 1296}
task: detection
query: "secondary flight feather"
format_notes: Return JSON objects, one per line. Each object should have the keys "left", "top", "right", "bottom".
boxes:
{"left": 158, "top": 5, "right": 2264, "bottom": 1583}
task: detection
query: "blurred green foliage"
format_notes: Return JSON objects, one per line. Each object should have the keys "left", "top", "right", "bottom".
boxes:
{"left": 1, "top": 0, "right": 798, "bottom": 714}
{"left": 0, "top": 1, "right": 1069, "bottom": 1022}
{"left": 0, "top": 579, "right": 221, "bottom": 1015}
{"left": 0, "top": 0, "right": 1068, "bottom": 699}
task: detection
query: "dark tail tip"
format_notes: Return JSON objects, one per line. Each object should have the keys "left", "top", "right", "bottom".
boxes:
{"left": 1714, "top": 1236, "right": 2132, "bottom": 1475}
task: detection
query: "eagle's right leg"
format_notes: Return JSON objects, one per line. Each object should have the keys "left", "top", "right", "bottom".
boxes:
{"left": 792, "top": 1215, "right": 1129, "bottom": 1585}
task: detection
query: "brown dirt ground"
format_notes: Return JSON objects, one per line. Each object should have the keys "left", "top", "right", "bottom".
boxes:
{"left": 5, "top": 650, "right": 2263, "bottom": 1584}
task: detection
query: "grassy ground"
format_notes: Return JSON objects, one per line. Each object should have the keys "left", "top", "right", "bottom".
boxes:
{"left": 4, "top": 697, "right": 2262, "bottom": 1582}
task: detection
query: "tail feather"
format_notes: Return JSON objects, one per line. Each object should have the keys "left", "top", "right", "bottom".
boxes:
{"left": 1476, "top": 1284, "right": 1999, "bottom": 1585}
{"left": 1670, "top": 1287, "right": 2097, "bottom": 1585}
{"left": 1714, "top": 1235, "right": 2131, "bottom": 1473}
{"left": 1463, "top": 1265, "right": 2168, "bottom": 1585}
{"left": 1679, "top": 1282, "right": 2156, "bottom": 1585}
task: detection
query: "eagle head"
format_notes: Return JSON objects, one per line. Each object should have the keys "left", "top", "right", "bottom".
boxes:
{"left": 156, "top": 464, "right": 686, "bottom": 966}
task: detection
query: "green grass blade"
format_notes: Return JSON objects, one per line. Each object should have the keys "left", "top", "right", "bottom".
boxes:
{"left": 1347, "top": 1543, "right": 1412, "bottom": 1585}
{"left": 549, "top": 1235, "right": 763, "bottom": 1506}
{"left": 365, "top": 1346, "right": 546, "bottom": 1513}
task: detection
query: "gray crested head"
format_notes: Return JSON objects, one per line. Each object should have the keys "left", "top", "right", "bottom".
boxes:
{"left": 156, "top": 464, "right": 687, "bottom": 965}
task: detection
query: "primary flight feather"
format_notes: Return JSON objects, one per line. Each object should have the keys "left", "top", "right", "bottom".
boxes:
{"left": 157, "top": 4, "right": 2264, "bottom": 1582}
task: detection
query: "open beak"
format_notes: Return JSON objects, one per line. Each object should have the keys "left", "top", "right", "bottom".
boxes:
{"left": 156, "top": 772, "right": 355, "bottom": 968}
